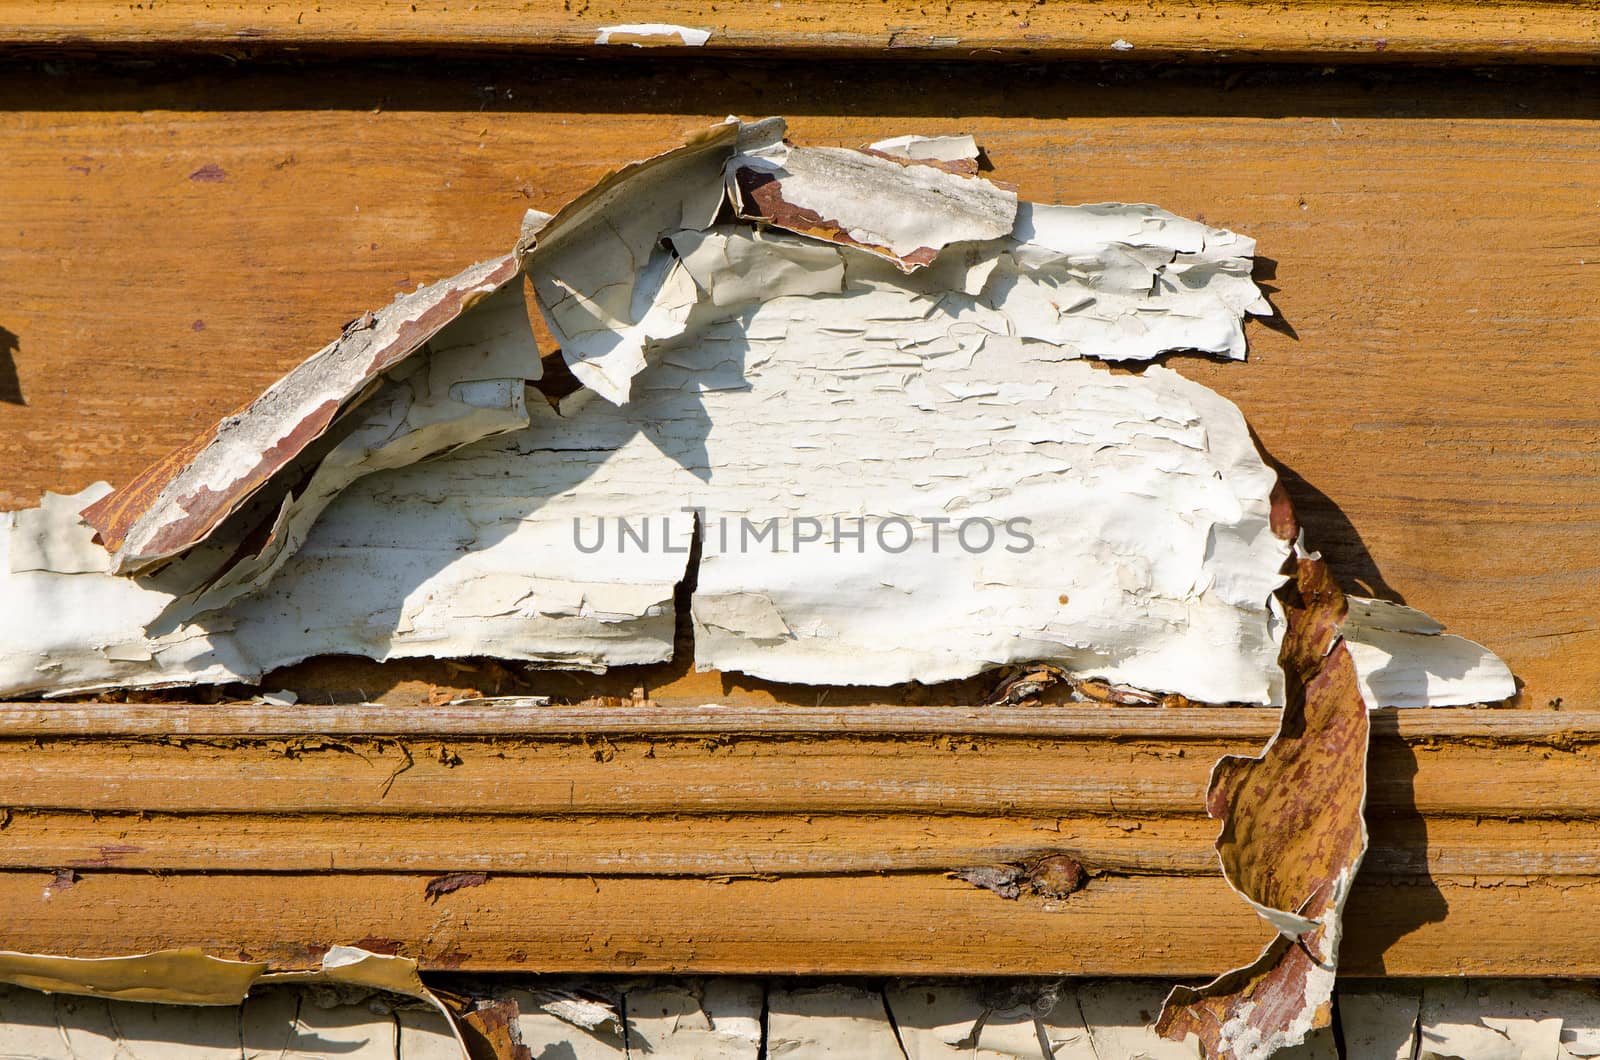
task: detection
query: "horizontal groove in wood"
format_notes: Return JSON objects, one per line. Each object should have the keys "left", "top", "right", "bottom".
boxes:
{"left": 0, "top": 736, "right": 1236, "bottom": 815}
{"left": 0, "top": 726, "right": 1593, "bottom": 817}
{"left": 0, "top": 702, "right": 1585, "bottom": 741}
{"left": 1, "top": 1, "right": 1595, "bottom": 63}
{"left": 3, "top": 811, "right": 1592, "bottom": 879}
{"left": 1, "top": 869, "right": 1592, "bottom": 977}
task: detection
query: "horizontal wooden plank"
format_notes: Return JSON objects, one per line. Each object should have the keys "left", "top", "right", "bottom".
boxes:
{"left": 1, "top": 701, "right": 1588, "bottom": 741}
{"left": 6, "top": 811, "right": 1221, "bottom": 877}
{"left": 0, "top": 734, "right": 1253, "bottom": 816}
{"left": 2, "top": 60, "right": 1596, "bottom": 710}
{"left": 0, "top": 701, "right": 1287, "bottom": 739}
{"left": 2, "top": 1, "right": 1596, "bottom": 63}
{"left": 0, "top": 714, "right": 1593, "bottom": 819}
{"left": 3, "top": 810, "right": 1592, "bottom": 879}
{"left": 3, "top": 869, "right": 1594, "bottom": 977}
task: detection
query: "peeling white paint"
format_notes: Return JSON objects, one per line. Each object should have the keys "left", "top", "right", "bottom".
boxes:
{"left": 1338, "top": 987, "right": 1421, "bottom": 1060}
{"left": 867, "top": 133, "right": 981, "bottom": 165}
{"left": 521, "top": 120, "right": 737, "bottom": 404}
{"left": 162, "top": 280, "right": 540, "bottom": 622}
{"left": 766, "top": 986, "right": 905, "bottom": 1056}
{"left": 1419, "top": 981, "right": 1567, "bottom": 1060}
{"left": 4, "top": 977, "right": 1600, "bottom": 1060}
{"left": 9, "top": 485, "right": 114, "bottom": 575}
{"left": 1343, "top": 596, "right": 1515, "bottom": 708}
{"left": 502, "top": 987, "right": 627, "bottom": 1057}
{"left": 0, "top": 943, "right": 464, "bottom": 1060}
{"left": 594, "top": 23, "right": 711, "bottom": 46}
{"left": 624, "top": 981, "right": 763, "bottom": 1058}
{"left": 727, "top": 138, "right": 1018, "bottom": 267}
{"left": 81, "top": 255, "right": 525, "bottom": 578}
{"left": 1071, "top": 981, "right": 1200, "bottom": 1059}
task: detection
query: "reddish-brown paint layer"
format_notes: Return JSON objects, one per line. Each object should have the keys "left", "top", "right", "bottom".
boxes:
{"left": 78, "top": 254, "right": 520, "bottom": 566}
{"left": 1158, "top": 489, "right": 1371, "bottom": 1055}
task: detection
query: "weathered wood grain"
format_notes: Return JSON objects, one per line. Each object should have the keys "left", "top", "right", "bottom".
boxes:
{"left": 1, "top": 1, "right": 1596, "bottom": 63}
{"left": 2, "top": 869, "right": 1595, "bottom": 977}
{"left": 0, "top": 702, "right": 1593, "bottom": 974}
{"left": 1, "top": 716, "right": 1594, "bottom": 817}
{"left": 1, "top": 60, "right": 1595, "bottom": 708}
{"left": 2, "top": 700, "right": 1585, "bottom": 740}
{"left": 2, "top": 810, "right": 1592, "bottom": 879}
{"left": 0, "top": 734, "right": 1274, "bottom": 815}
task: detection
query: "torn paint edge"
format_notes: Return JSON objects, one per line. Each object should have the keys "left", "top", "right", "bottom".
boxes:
{"left": 79, "top": 255, "right": 526, "bottom": 575}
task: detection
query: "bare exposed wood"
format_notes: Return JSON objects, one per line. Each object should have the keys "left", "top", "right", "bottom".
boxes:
{"left": 1, "top": 1, "right": 1596, "bottom": 63}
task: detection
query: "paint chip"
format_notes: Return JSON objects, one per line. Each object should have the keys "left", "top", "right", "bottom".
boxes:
{"left": 594, "top": 23, "right": 711, "bottom": 46}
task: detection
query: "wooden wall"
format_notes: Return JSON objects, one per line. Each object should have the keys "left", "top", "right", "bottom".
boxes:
{"left": 1, "top": 7, "right": 1597, "bottom": 976}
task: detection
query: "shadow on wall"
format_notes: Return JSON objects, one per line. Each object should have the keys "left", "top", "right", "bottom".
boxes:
{"left": 1253, "top": 431, "right": 1407, "bottom": 606}
{"left": 1249, "top": 256, "right": 1298, "bottom": 341}
{"left": 0, "top": 327, "right": 23, "bottom": 406}
{"left": 1273, "top": 462, "right": 1407, "bottom": 605}
{"left": 11, "top": 57, "right": 1598, "bottom": 123}
{"left": 1343, "top": 730, "right": 1449, "bottom": 975}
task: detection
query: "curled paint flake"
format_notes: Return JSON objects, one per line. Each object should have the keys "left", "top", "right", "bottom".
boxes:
{"left": 1156, "top": 486, "right": 1369, "bottom": 1059}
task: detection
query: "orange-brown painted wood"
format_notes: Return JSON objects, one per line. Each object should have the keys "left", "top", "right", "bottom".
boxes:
{"left": 0, "top": 706, "right": 1591, "bottom": 820}
{"left": 0, "top": 703, "right": 1595, "bottom": 973}
{"left": 1, "top": 869, "right": 1594, "bottom": 978}
{"left": 0, "top": 811, "right": 1591, "bottom": 878}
